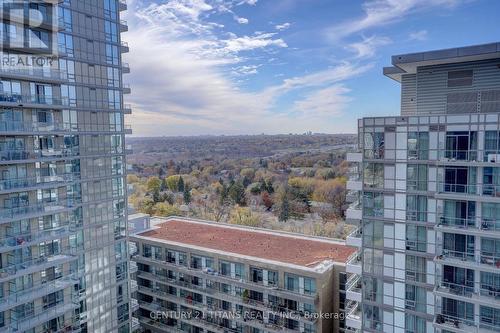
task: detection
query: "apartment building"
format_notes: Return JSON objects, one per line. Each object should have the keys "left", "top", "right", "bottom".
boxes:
{"left": 0, "top": 0, "right": 132, "bottom": 332}
{"left": 345, "top": 42, "right": 500, "bottom": 333}
{"left": 129, "top": 216, "right": 356, "bottom": 333}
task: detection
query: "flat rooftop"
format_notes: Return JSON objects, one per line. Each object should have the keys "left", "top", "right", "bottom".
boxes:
{"left": 134, "top": 217, "right": 356, "bottom": 271}
{"left": 384, "top": 42, "right": 500, "bottom": 81}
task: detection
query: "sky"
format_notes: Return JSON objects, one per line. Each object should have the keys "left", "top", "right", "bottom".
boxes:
{"left": 123, "top": 0, "right": 500, "bottom": 136}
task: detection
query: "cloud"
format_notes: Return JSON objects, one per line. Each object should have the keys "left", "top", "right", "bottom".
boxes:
{"left": 275, "top": 22, "right": 291, "bottom": 31}
{"left": 123, "top": 0, "right": 370, "bottom": 135}
{"left": 409, "top": 29, "right": 428, "bottom": 41}
{"left": 326, "top": 0, "right": 467, "bottom": 40}
{"left": 346, "top": 35, "right": 392, "bottom": 59}
{"left": 236, "top": 16, "right": 249, "bottom": 24}
{"left": 293, "top": 85, "right": 352, "bottom": 116}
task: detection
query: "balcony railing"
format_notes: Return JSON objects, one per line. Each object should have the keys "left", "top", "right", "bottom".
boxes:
{"left": 0, "top": 198, "right": 81, "bottom": 220}
{"left": 0, "top": 249, "right": 79, "bottom": 278}
{"left": 0, "top": 92, "right": 67, "bottom": 106}
{"left": 0, "top": 67, "right": 67, "bottom": 81}
{"left": 0, "top": 173, "right": 80, "bottom": 192}
{"left": 436, "top": 280, "right": 475, "bottom": 297}
{"left": 0, "top": 147, "right": 80, "bottom": 162}
{"left": 439, "top": 150, "right": 478, "bottom": 162}
{"left": 0, "top": 223, "right": 79, "bottom": 249}
{"left": 437, "top": 249, "right": 500, "bottom": 268}
{"left": 437, "top": 215, "right": 477, "bottom": 228}
{"left": 437, "top": 182, "right": 500, "bottom": 197}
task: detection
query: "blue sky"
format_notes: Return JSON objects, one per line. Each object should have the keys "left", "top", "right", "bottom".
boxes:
{"left": 123, "top": 0, "right": 500, "bottom": 136}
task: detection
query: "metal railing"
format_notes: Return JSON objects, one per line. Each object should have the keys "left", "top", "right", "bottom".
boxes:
{"left": 0, "top": 92, "right": 67, "bottom": 106}
{"left": 0, "top": 67, "right": 67, "bottom": 81}
{"left": 0, "top": 147, "right": 80, "bottom": 162}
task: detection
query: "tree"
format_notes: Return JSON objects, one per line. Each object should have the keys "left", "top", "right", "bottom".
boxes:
{"left": 146, "top": 176, "right": 162, "bottom": 193}
{"left": 177, "top": 176, "right": 185, "bottom": 193}
{"left": 228, "top": 182, "right": 246, "bottom": 205}
{"left": 166, "top": 175, "right": 180, "bottom": 192}
{"left": 183, "top": 186, "right": 192, "bottom": 204}
{"left": 278, "top": 195, "right": 290, "bottom": 222}
{"left": 152, "top": 202, "right": 181, "bottom": 217}
{"left": 229, "top": 206, "right": 262, "bottom": 227}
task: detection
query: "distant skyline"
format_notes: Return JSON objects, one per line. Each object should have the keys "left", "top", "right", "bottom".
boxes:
{"left": 124, "top": 0, "right": 500, "bottom": 136}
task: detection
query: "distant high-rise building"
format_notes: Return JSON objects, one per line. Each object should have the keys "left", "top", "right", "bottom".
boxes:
{"left": 0, "top": 0, "right": 132, "bottom": 331}
{"left": 345, "top": 43, "right": 500, "bottom": 333}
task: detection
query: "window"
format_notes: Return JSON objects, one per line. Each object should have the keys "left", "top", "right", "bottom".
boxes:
{"left": 480, "top": 306, "right": 500, "bottom": 330}
{"left": 364, "top": 132, "right": 384, "bottom": 159}
{"left": 250, "top": 267, "right": 263, "bottom": 284}
{"left": 364, "top": 163, "right": 384, "bottom": 188}
{"left": 234, "top": 263, "right": 244, "bottom": 279}
{"left": 104, "top": 0, "right": 117, "bottom": 19}
{"left": 482, "top": 202, "right": 500, "bottom": 230}
{"left": 406, "top": 225, "right": 426, "bottom": 252}
{"left": 481, "top": 238, "right": 500, "bottom": 267}
{"left": 58, "top": 33, "right": 74, "bottom": 57}
{"left": 363, "top": 192, "right": 383, "bottom": 217}
{"left": 483, "top": 167, "right": 500, "bottom": 196}
{"left": 448, "top": 70, "right": 473, "bottom": 87}
{"left": 405, "top": 285, "right": 426, "bottom": 312}
{"left": 363, "top": 277, "right": 382, "bottom": 302}
{"left": 406, "top": 195, "right": 427, "bottom": 222}
{"left": 406, "top": 255, "right": 426, "bottom": 283}
{"left": 445, "top": 131, "right": 477, "bottom": 160}
{"left": 303, "top": 277, "right": 316, "bottom": 295}
{"left": 442, "top": 298, "right": 474, "bottom": 324}
{"left": 267, "top": 270, "right": 278, "bottom": 286}
{"left": 285, "top": 273, "right": 299, "bottom": 292}
{"left": 442, "top": 200, "right": 476, "bottom": 228}
{"left": 151, "top": 246, "right": 162, "bottom": 260}
{"left": 408, "top": 132, "right": 429, "bottom": 160}
{"left": 443, "top": 233, "right": 475, "bottom": 260}
{"left": 363, "top": 220, "right": 384, "bottom": 248}
{"left": 484, "top": 131, "right": 500, "bottom": 162}
{"left": 443, "top": 167, "right": 476, "bottom": 194}
{"left": 405, "top": 314, "right": 426, "bottom": 333}
{"left": 363, "top": 304, "right": 382, "bottom": 330}
{"left": 480, "top": 272, "right": 500, "bottom": 298}
{"left": 407, "top": 164, "right": 427, "bottom": 191}
{"left": 105, "top": 20, "right": 118, "bottom": 42}
{"left": 106, "top": 44, "right": 119, "bottom": 65}
{"left": 219, "top": 261, "right": 231, "bottom": 276}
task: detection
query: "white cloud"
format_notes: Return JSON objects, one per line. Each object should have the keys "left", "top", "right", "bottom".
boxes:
{"left": 275, "top": 22, "right": 291, "bottom": 31}
{"left": 123, "top": 0, "right": 370, "bottom": 135}
{"left": 346, "top": 35, "right": 392, "bottom": 59}
{"left": 409, "top": 29, "right": 428, "bottom": 41}
{"left": 293, "top": 85, "right": 352, "bottom": 116}
{"left": 326, "top": 0, "right": 467, "bottom": 40}
{"left": 236, "top": 16, "right": 249, "bottom": 24}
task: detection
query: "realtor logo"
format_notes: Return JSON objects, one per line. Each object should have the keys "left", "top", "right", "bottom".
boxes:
{"left": 0, "top": 0, "right": 59, "bottom": 55}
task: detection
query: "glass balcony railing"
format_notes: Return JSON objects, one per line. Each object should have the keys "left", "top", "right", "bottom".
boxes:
{"left": 439, "top": 150, "right": 479, "bottom": 161}
{"left": 437, "top": 249, "right": 500, "bottom": 268}
{"left": 0, "top": 92, "right": 67, "bottom": 106}
{"left": 0, "top": 198, "right": 81, "bottom": 220}
{"left": 437, "top": 182, "right": 500, "bottom": 197}
{"left": 0, "top": 173, "right": 80, "bottom": 192}
{"left": 0, "top": 148, "right": 80, "bottom": 162}
{"left": 0, "top": 67, "right": 67, "bottom": 81}
{"left": 0, "top": 223, "right": 80, "bottom": 249}
{"left": 436, "top": 280, "right": 475, "bottom": 297}
{"left": 437, "top": 215, "right": 477, "bottom": 228}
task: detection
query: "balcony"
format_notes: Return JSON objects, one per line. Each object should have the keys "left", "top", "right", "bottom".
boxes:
{"left": 345, "top": 301, "right": 362, "bottom": 330}
{"left": 0, "top": 273, "right": 78, "bottom": 311}
{"left": 122, "top": 62, "right": 130, "bottom": 74}
{"left": 434, "top": 313, "right": 476, "bottom": 333}
{"left": 121, "top": 41, "right": 130, "bottom": 53}
{"left": 0, "top": 67, "right": 67, "bottom": 83}
{"left": 439, "top": 150, "right": 479, "bottom": 162}
{"left": 346, "top": 152, "right": 362, "bottom": 162}
{"left": 346, "top": 180, "right": 362, "bottom": 191}
{"left": 130, "top": 279, "right": 138, "bottom": 293}
{"left": 0, "top": 147, "right": 79, "bottom": 163}
{"left": 0, "top": 224, "right": 78, "bottom": 252}
{"left": 123, "top": 84, "right": 131, "bottom": 94}
{"left": 437, "top": 183, "right": 500, "bottom": 198}
{"left": 0, "top": 92, "right": 67, "bottom": 108}
{"left": 346, "top": 252, "right": 362, "bottom": 275}
{"left": 346, "top": 276, "right": 362, "bottom": 303}
{"left": 0, "top": 198, "right": 81, "bottom": 223}
{"left": 345, "top": 201, "right": 362, "bottom": 223}
{"left": 131, "top": 298, "right": 139, "bottom": 312}
{"left": 346, "top": 228, "right": 362, "bottom": 248}
{"left": 119, "top": 0, "right": 127, "bottom": 10}
{"left": 123, "top": 104, "right": 132, "bottom": 114}
{"left": 0, "top": 173, "right": 80, "bottom": 194}
{"left": 435, "top": 280, "right": 475, "bottom": 299}
{"left": 124, "top": 124, "right": 133, "bottom": 135}
{"left": 435, "top": 249, "right": 500, "bottom": 272}
{"left": 120, "top": 19, "right": 128, "bottom": 32}
{"left": 129, "top": 260, "right": 138, "bottom": 274}
{"left": 131, "top": 317, "right": 140, "bottom": 332}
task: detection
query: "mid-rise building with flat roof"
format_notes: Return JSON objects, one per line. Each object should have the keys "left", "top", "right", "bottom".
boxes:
{"left": 130, "top": 216, "right": 356, "bottom": 333}
{"left": 345, "top": 42, "right": 500, "bottom": 333}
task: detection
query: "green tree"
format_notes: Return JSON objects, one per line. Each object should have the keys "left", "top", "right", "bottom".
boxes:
{"left": 183, "top": 186, "right": 192, "bottom": 204}
{"left": 178, "top": 176, "right": 185, "bottom": 192}
{"left": 152, "top": 203, "right": 181, "bottom": 217}
{"left": 228, "top": 182, "right": 246, "bottom": 205}
{"left": 166, "top": 175, "right": 180, "bottom": 192}
{"left": 146, "top": 176, "right": 162, "bottom": 193}
{"left": 278, "top": 195, "right": 290, "bottom": 222}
